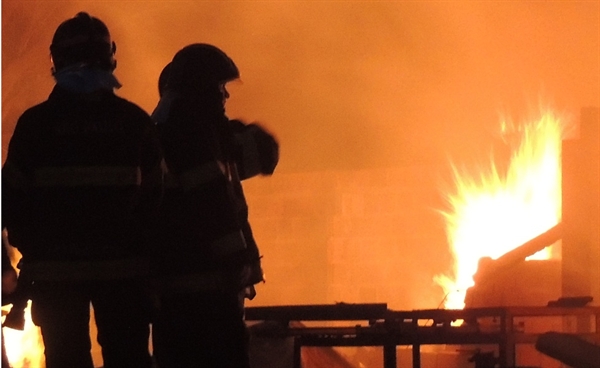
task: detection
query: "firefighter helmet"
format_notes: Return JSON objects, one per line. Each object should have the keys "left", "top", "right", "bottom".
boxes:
{"left": 158, "top": 62, "right": 172, "bottom": 97}
{"left": 166, "top": 43, "right": 239, "bottom": 93}
{"left": 50, "top": 12, "right": 117, "bottom": 72}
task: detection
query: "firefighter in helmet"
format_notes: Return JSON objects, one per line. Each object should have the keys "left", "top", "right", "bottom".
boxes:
{"left": 1, "top": 12, "right": 163, "bottom": 368}
{"left": 150, "top": 43, "right": 279, "bottom": 368}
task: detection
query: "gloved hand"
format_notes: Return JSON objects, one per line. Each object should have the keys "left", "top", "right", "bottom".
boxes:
{"left": 230, "top": 121, "right": 279, "bottom": 179}
{"left": 247, "top": 257, "right": 265, "bottom": 285}
{"left": 238, "top": 258, "right": 264, "bottom": 300}
{"left": 247, "top": 123, "right": 279, "bottom": 175}
{"left": 243, "top": 285, "right": 257, "bottom": 300}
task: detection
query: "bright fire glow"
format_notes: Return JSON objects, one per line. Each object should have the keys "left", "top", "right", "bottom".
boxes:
{"left": 435, "top": 109, "right": 567, "bottom": 309}
{"left": 2, "top": 302, "right": 45, "bottom": 368}
{"left": 1, "top": 242, "right": 45, "bottom": 368}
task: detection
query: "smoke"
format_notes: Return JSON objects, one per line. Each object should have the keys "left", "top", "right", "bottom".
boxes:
{"left": 2, "top": 1, "right": 598, "bottom": 170}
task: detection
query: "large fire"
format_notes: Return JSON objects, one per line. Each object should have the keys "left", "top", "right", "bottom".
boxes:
{"left": 435, "top": 108, "right": 568, "bottom": 310}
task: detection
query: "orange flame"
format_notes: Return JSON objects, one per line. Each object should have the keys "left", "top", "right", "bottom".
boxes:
{"left": 435, "top": 109, "right": 568, "bottom": 309}
{"left": 1, "top": 240, "right": 45, "bottom": 368}
{"left": 2, "top": 302, "right": 45, "bottom": 368}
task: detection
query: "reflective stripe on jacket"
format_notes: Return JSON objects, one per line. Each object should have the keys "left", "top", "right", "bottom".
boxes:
{"left": 1, "top": 160, "right": 28, "bottom": 188}
{"left": 19, "top": 258, "right": 150, "bottom": 282}
{"left": 32, "top": 166, "right": 141, "bottom": 187}
{"left": 164, "top": 161, "right": 226, "bottom": 189}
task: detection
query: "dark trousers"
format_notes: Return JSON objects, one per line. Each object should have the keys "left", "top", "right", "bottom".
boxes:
{"left": 153, "top": 290, "right": 250, "bottom": 368}
{"left": 30, "top": 279, "right": 152, "bottom": 368}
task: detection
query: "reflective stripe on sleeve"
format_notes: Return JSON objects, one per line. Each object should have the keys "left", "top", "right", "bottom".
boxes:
{"left": 143, "top": 158, "right": 167, "bottom": 188}
{"left": 33, "top": 166, "right": 141, "bottom": 187}
{"left": 172, "top": 161, "right": 227, "bottom": 190}
{"left": 2, "top": 159, "right": 30, "bottom": 188}
{"left": 211, "top": 230, "right": 247, "bottom": 257}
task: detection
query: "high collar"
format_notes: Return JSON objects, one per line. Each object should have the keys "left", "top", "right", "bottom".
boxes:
{"left": 53, "top": 64, "right": 121, "bottom": 94}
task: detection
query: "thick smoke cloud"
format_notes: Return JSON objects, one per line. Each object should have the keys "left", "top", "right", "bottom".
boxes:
{"left": 3, "top": 1, "right": 598, "bottom": 171}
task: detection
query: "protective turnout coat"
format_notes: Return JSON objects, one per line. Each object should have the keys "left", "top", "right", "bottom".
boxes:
{"left": 2, "top": 86, "right": 164, "bottom": 277}
{"left": 154, "top": 92, "right": 278, "bottom": 293}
